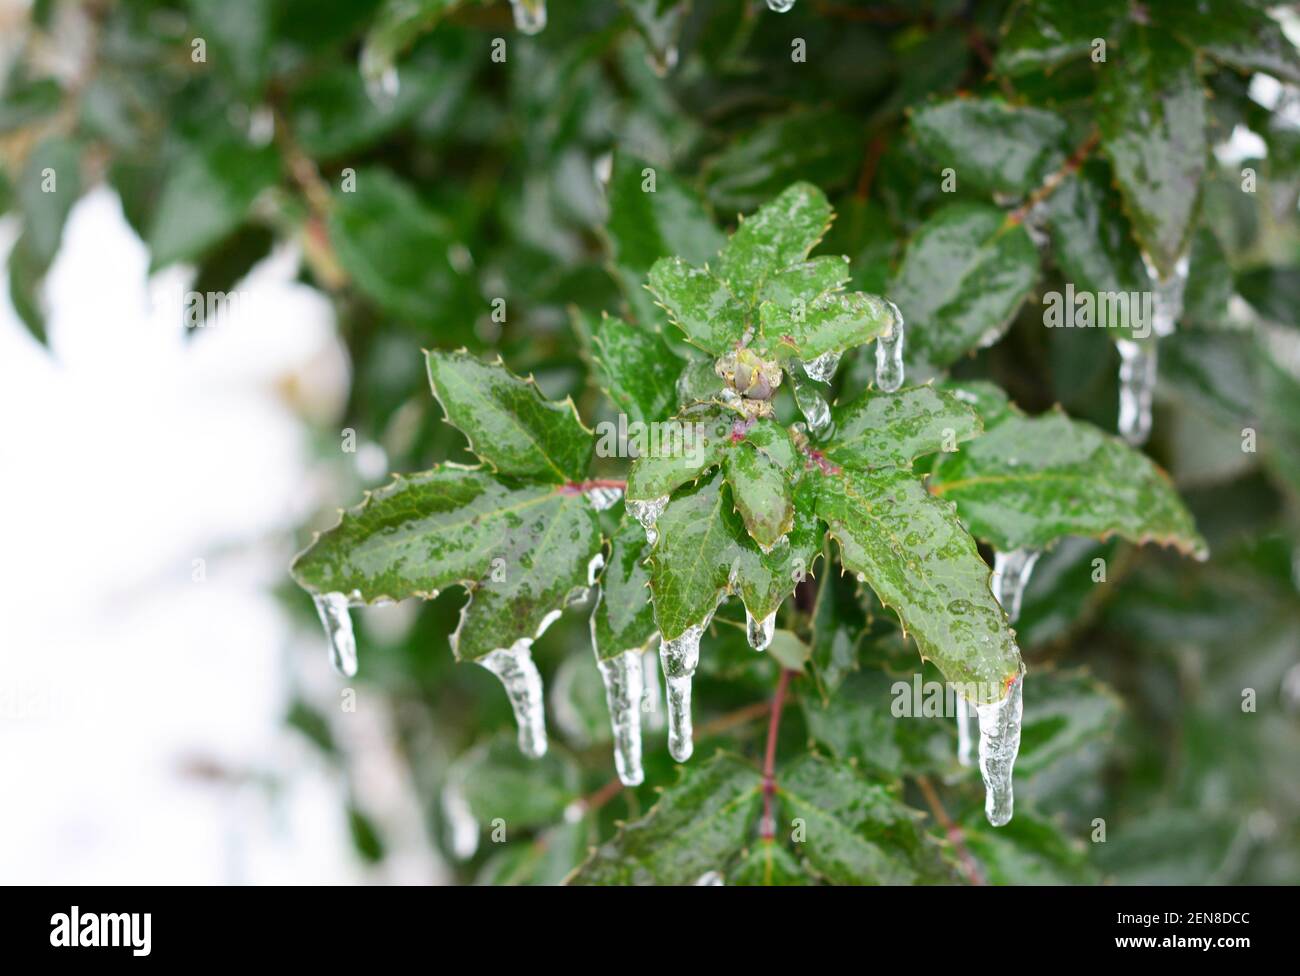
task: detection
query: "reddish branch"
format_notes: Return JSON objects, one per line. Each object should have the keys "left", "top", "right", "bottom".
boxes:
{"left": 760, "top": 669, "right": 796, "bottom": 841}
{"left": 1008, "top": 129, "right": 1101, "bottom": 226}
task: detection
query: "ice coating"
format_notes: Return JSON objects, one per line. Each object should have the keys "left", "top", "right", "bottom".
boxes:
{"left": 790, "top": 370, "right": 833, "bottom": 436}
{"left": 801, "top": 349, "right": 842, "bottom": 384}
{"left": 1116, "top": 338, "right": 1157, "bottom": 446}
{"left": 766, "top": 0, "right": 796, "bottom": 11}
{"left": 1143, "top": 252, "right": 1190, "bottom": 338}
{"left": 313, "top": 592, "right": 358, "bottom": 677}
{"left": 975, "top": 666, "right": 1025, "bottom": 827}
{"left": 510, "top": 0, "right": 547, "bottom": 34}
{"left": 955, "top": 695, "right": 974, "bottom": 767}
{"left": 660, "top": 624, "right": 705, "bottom": 762}
{"left": 990, "top": 548, "right": 1041, "bottom": 624}
{"left": 627, "top": 495, "right": 670, "bottom": 546}
{"left": 479, "top": 643, "right": 548, "bottom": 758}
{"left": 585, "top": 485, "right": 624, "bottom": 512}
{"left": 875, "top": 301, "right": 906, "bottom": 393}
{"left": 745, "top": 608, "right": 776, "bottom": 651}
{"left": 597, "top": 649, "right": 646, "bottom": 786}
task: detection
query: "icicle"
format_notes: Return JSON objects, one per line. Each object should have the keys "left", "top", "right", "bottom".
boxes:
{"left": 790, "top": 370, "right": 833, "bottom": 437}
{"left": 694, "top": 870, "right": 725, "bottom": 885}
{"left": 955, "top": 695, "right": 974, "bottom": 767}
{"left": 479, "top": 643, "right": 548, "bottom": 758}
{"left": 875, "top": 301, "right": 906, "bottom": 392}
{"left": 1116, "top": 338, "right": 1157, "bottom": 446}
{"left": 990, "top": 548, "right": 1041, "bottom": 624}
{"left": 313, "top": 592, "right": 358, "bottom": 677}
{"left": 627, "top": 495, "right": 669, "bottom": 546}
{"left": 586, "top": 485, "right": 624, "bottom": 511}
{"left": 745, "top": 608, "right": 776, "bottom": 651}
{"left": 801, "top": 349, "right": 842, "bottom": 384}
{"left": 358, "top": 46, "right": 400, "bottom": 111}
{"left": 1142, "top": 252, "right": 1190, "bottom": 338}
{"left": 766, "top": 0, "right": 796, "bottom": 11}
{"left": 641, "top": 649, "right": 665, "bottom": 730}
{"left": 659, "top": 624, "right": 705, "bottom": 762}
{"left": 975, "top": 666, "right": 1025, "bottom": 827}
{"left": 510, "top": 0, "right": 547, "bottom": 34}
{"left": 441, "top": 779, "right": 479, "bottom": 860}
{"left": 597, "top": 650, "right": 646, "bottom": 786}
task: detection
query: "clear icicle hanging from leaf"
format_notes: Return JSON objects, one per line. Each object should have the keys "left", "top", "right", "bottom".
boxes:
{"left": 976, "top": 666, "right": 1025, "bottom": 827}
{"left": 596, "top": 649, "right": 646, "bottom": 786}
{"left": 790, "top": 367, "right": 834, "bottom": 437}
{"left": 991, "top": 547, "right": 1041, "bottom": 624}
{"left": 627, "top": 495, "right": 669, "bottom": 545}
{"left": 955, "top": 696, "right": 974, "bottom": 767}
{"left": 659, "top": 624, "right": 705, "bottom": 762}
{"left": 745, "top": 608, "right": 776, "bottom": 651}
{"left": 875, "top": 301, "right": 906, "bottom": 392}
{"left": 765, "top": 0, "right": 796, "bottom": 11}
{"left": 1116, "top": 338, "right": 1157, "bottom": 446}
{"left": 479, "top": 644, "right": 549, "bottom": 758}
{"left": 313, "top": 592, "right": 358, "bottom": 677}
{"left": 509, "top": 0, "right": 547, "bottom": 34}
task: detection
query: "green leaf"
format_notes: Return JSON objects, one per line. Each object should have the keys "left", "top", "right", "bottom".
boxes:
{"left": 729, "top": 840, "right": 815, "bottom": 886}
{"left": 715, "top": 182, "right": 833, "bottom": 305}
{"left": 591, "top": 514, "right": 657, "bottom": 661}
{"left": 778, "top": 754, "right": 954, "bottom": 885}
{"left": 1150, "top": 0, "right": 1300, "bottom": 84}
{"left": 994, "top": 0, "right": 1125, "bottom": 77}
{"left": 929, "top": 407, "right": 1208, "bottom": 557}
{"left": 566, "top": 753, "right": 762, "bottom": 885}
{"left": 808, "top": 568, "right": 867, "bottom": 700}
{"left": 962, "top": 810, "right": 1094, "bottom": 885}
{"left": 146, "top": 134, "right": 279, "bottom": 269}
{"left": 645, "top": 256, "right": 746, "bottom": 355}
{"left": 1017, "top": 669, "right": 1122, "bottom": 777}
{"left": 910, "top": 97, "right": 1068, "bottom": 197}
{"left": 290, "top": 467, "right": 600, "bottom": 660}
{"left": 625, "top": 404, "right": 734, "bottom": 502}
{"left": 588, "top": 313, "right": 683, "bottom": 425}
{"left": 766, "top": 629, "right": 811, "bottom": 672}
{"left": 359, "top": 0, "right": 466, "bottom": 88}
{"left": 1097, "top": 25, "right": 1207, "bottom": 279}
{"left": 823, "top": 386, "right": 982, "bottom": 470}
{"left": 889, "top": 202, "right": 1039, "bottom": 370}
{"left": 426, "top": 350, "right": 593, "bottom": 484}
{"left": 186, "top": 0, "right": 274, "bottom": 94}
{"left": 816, "top": 466, "right": 1021, "bottom": 700}
{"left": 450, "top": 734, "right": 580, "bottom": 828}
{"left": 759, "top": 290, "right": 896, "bottom": 362}
{"left": 16, "top": 135, "right": 81, "bottom": 267}
{"left": 723, "top": 439, "right": 793, "bottom": 550}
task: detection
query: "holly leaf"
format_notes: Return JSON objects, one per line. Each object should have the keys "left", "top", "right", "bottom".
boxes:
{"left": 1096, "top": 25, "right": 1206, "bottom": 279}
{"left": 910, "top": 97, "right": 1069, "bottom": 197}
{"left": 823, "top": 385, "right": 982, "bottom": 470}
{"left": 730, "top": 840, "right": 815, "bottom": 886}
{"left": 591, "top": 514, "right": 657, "bottom": 661}
{"left": 1149, "top": 0, "right": 1300, "bottom": 84}
{"left": 723, "top": 437, "right": 794, "bottom": 551}
{"left": 645, "top": 256, "right": 747, "bottom": 355}
{"left": 758, "top": 290, "right": 896, "bottom": 362}
{"left": 587, "top": 313, "right": 683, "bottom": 425}
{"left": 426, "top": 350, "right": 593, "bottom": 484}
{"left": 994, "top": 0, "right": 1126, "bottom": 77}
{"left": 566, "top": 753, "right": 762, "bottom": 885}
{"left": 624, "top": 403, "right": 734, "bottom": 502}
{"left": 290, "top": 468, "right": 600, "bottom": 661}
{"left": 816, "top": 466, "right": 1021, "bottom": 700}
{"left": 715, "top": 182, "right": 834, "bottom": 304}
{"left": 889, "top": 202, "right": 1039, "bottom": 371}
{"left": 779, "top": 754, "right": 956, "bottom": 885}
{"left": 929, "top": 404, "right": 1208, "bottom": 558}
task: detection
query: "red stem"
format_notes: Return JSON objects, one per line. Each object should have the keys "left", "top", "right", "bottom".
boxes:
{"left": 760, "top": 669, "right": 795, "bottom": 841}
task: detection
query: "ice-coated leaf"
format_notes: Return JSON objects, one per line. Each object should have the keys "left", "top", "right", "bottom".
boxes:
{"left": 649, "top": 470, "right": 820, "bottom": 639}
{"left": 1149, "top": 0, "right": 1300, "bottom": 84}
{"left": 290, "top": 467, "right": 601, "bottom": 660}
{"left": 566, "top": 753, "right": 762, "bottom": 885}
{"left": 723, "top": 440, "right": 793, "bottom": 550}
{"left": 624, "top": 403, "right": 734, "bottom": 502}
{"left": 929, "top": 406, "right": 1208, "bottom": 558}
{"left": 816, "top": 466, "right": 1021, "bottom": 700}
{"left": 910, "top": 97, "right": 1068, "bottom": 197}
{"left": 730, "top": 841, "right": 815, "bottom": 886}
{"left": 822, "top": 385, "right": 981, "bottom": 470}
{"left": 588, "top": 313, "right": 683, "bottom": 425}
{"left": 715, "top": 181, "right": 833, "bottom": 304}
{"left": 605, "top": 151, "right": 725, "bottom": 327}
{"left": 646, "top": 256, "right": 747, "bottom": 354}
{"left": 759, "top": 291, "right": 895, "bottom": 362}
{"left": 1096, "top": 25, "right": 1206, "bottom": 279}
{"left": 426, "top": 349, "right": 593, "bottom": 484}
{"left": 778, "top": 755, "right": 955, "bottom": 885}
{"left": 994, "top": 0, "right": 1125, "bottom": 76}
{"left": 759, "top": 255, "right": 851, "bottom": 308}
{"left": 889, "top": 202, "right": 1039, "bottom": 370}
{"left": 591, "top": 514, "right": 657, "bottom": 661}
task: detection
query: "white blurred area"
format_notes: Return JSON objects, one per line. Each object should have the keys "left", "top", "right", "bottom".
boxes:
{"left": 0, "top": 188, "right": 440, "bottom": 883}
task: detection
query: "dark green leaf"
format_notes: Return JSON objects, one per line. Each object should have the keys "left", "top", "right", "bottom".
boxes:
{"left": 588, "top": 313, "right": 683, "bottom": 424}
{"left": 824, "top": 385, "right": 982, "bottom": 470}
{"left": 591, "top": 515, "right": 657, "bottom": 661}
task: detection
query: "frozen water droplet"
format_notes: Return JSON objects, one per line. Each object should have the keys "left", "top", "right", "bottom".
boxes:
{"left": 694, "top": 870, "right": 725, "bottom": 885}
{"left": 313, "top": 592, "right": 358, "bottom": 677}
{"left": 875, "top": 301, "right": 906, "bottom": 392}
{"left": 790, "top": 368, "right": 833, "bottom": 437}
{"left": 441, "top": 778, "right": 479, "bottom": 860}
{"left": 975, "top": 666, "right": 1025, "bottom": 827}
{"left": 990, "top": 548, "right": 1041, "bottom": 624}
{"left": 1116, "top": 338, "right": 1157, "bottom": 446}
{"left": 586, "top": 485, "right": 624, "bottom": 511}
{"left": 510, "top": 0, "right": 547, "bottom": 34}
{"left": 479, "top": 643, "right": 548, "bottom": 758}
{"left": 745, "top": 608, "right": 776, "bottom": 651}
{"left": 597, "top": 650, "right": 646, "bottom": 786}
{"left": 955, "top": 695, "right": 974, "bottom": 767}
{"left": 766, "top": 0, "right": 796, "bottom": 11}
{"left": 627, "top": 495, "right": 669, "bottom": 546}
{"left": 660, "top": 624, "right": 705, "bottom": 762}
{"left": 801, "top": 349, "right": 842, "bottom": 384}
